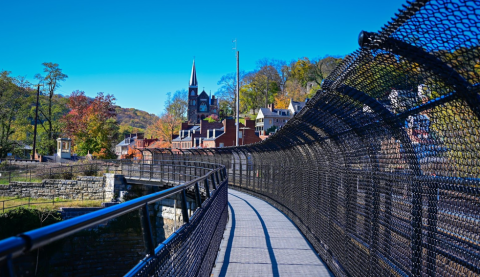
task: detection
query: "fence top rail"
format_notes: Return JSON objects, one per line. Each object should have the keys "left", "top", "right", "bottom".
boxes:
{"left": 0, "top": 164, "right": 225, "bottom": 262}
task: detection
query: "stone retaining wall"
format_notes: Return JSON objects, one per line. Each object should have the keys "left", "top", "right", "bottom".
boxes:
{"left": 0, "top": 174, "right": 119, "bottom": 200}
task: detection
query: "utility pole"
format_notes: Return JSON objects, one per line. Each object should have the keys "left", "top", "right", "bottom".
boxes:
{"left": 32, "top": 84, "right": 43, "bottom": 160}
{"left": 236, "top": 51, "right": 240, "bottom": 147}
{"left": 234, "top": 39, "right": 240, "bottom": 146}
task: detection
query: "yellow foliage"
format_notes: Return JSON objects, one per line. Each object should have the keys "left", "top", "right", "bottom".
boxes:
{"left": 274, "top": 93, "right": 290, "bottom": 109}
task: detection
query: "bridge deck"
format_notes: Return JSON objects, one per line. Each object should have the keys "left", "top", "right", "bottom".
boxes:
{"left": 212, "top": 189, "right": 333, "bottom": 277}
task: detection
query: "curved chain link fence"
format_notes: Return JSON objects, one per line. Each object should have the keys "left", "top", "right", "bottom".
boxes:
{"left": 209, "top": 0, "right": 480, "bottom": 276}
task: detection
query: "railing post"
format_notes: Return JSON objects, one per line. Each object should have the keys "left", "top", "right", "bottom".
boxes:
{"left": 2, "top": 254, "right": 16, "bottom": 277}
{"left": 194, "top": 182, "right": 202, "bottom": 208}
{"left": 181, "top": 189, "right": 189, "bottom": 224}
{"left": 426, "top": 176, "right": 438, "bottom": 276}
{"left": 210, "top": 174, "right": 217, "bottom": 190}
{"left": 140, "top": 203, "right": 156, "bottom": 257}
{"left": 215, "top": 171, "right": 220, "bottom": 186}
{"left": 150, "top": 162, "right": 153, "bottom": 180}
{"left": 233, "top": 157, "right": 236, "bottom": 185}
{"left": 204, "top": 179, "right": 210, "bottom": 198}
{"left": 219, "top": 167, "right": 224, "bottom": 181}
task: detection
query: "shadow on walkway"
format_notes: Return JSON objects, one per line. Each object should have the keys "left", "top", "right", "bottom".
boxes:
{"left": 213, "top": 189, "right": 333, "bottom": 277}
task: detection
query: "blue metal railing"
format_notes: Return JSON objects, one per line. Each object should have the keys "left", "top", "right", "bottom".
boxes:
{"left": 0, "top": 160, "right": 228, "bottom": 277}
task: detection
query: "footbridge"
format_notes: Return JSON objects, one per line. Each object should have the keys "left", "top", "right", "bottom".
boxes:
{"left": 1, "top": 0, "right": 480, "bottom": 276}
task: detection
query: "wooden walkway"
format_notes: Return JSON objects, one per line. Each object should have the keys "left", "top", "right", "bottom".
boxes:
{"left": 212, "top": 189, "right": 333, "bottom": 277}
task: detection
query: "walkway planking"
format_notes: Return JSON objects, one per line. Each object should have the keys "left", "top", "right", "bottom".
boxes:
{"left": 212, "top": 189, "right": 333, "bottom": 277}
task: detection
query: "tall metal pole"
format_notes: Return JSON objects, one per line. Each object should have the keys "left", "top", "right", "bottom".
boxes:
{"left": 265, "top": 76, "right": 269, "bottom": 107}
{"left": 32, "top": 84, "right": 41, "bottom": 160}
{"left": 236, "top": 51, "right": 240, "bottom": 146}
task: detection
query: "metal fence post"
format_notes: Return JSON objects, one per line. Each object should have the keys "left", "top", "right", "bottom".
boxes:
{"left": 215, "top": 171, "right": 220, "bottom": 186}
{"left": 140, "top": 203, "right": 156, "bottom": 257}
{"left": 204, "top": 179, "right": 210, "bottom": 198}
{"left": 181, "top": 189, "right": 189, "bottom": 224}
{"left": 210, "top": 174, "right": 217, "bottom": 190}
{"left": 194, "top": 182, "right": 202, "bottom": 208}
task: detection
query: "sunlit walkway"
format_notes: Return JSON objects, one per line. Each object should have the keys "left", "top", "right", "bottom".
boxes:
{"left": 212, "top": 189, "right": 333, "bottom": 277}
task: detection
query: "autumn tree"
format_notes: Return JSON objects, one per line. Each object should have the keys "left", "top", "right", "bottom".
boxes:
{"left": 35, "top": 63, "right": 68, "bottom": 154}
{"left": 274, "top": 93, "right": 290, "bottom": 109}
{"left": 146, "top": 90, "right": 187, "bottom": 147}
{"left": 62, "top": 91, "right": 118, "bottom": 158}
{"left": 148, "top": 113, "right": 180, "bottom": 147}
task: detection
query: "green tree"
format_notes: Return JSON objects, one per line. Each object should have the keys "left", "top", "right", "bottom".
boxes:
{"left": 289, "top": 57, "right": 313, "bottom": 87}
{"left": 216, "top": 71, "right": 246, "bottom": 117}
{"left": 309, "top": 56, "right": 343, "bottom": 86}
{"left": 239, "top": 70, "right": 280, "bottom": 113}
{"left": 35, "top": 63, "right": 68, "bottom": 154}
{"left": 0, "top": 72, "right": 32, "bottom": 158}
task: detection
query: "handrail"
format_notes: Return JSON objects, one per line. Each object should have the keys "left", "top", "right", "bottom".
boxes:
{"left": 0, "top": 161, "right": 226, "bottom": 267}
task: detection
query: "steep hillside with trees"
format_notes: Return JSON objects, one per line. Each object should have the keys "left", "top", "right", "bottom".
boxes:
{"left": 116, "top": 107, "right": 159, "bottom": 136}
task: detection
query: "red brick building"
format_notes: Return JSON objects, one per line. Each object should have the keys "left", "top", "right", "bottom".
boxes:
{"left": 172, "top": 118, "right": 260, "bottom": 149}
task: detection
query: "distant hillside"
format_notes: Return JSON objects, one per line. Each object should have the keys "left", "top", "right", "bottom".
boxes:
{"left": 115, "top": 107, "right": 159, "bottom": 130}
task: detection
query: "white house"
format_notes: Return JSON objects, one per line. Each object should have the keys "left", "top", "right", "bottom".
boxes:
{"left": 255, "top": 99, "right": 309, "bottom": 134}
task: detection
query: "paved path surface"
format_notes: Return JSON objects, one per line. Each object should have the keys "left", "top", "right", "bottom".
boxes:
{"left": 212, "top": 189, "right": 333, "bottom": 277}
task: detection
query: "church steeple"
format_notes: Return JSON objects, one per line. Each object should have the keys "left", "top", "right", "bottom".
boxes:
{"left": 189, "top": 59, "right": 198, "bottom": 87}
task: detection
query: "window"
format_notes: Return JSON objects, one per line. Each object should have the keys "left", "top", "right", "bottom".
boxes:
{"left": 269, "top": 119, "right": 272, "bottom": 124}
{"left": 199, "top": 102, "right": 207, "bottom": 112}
{"left": 219, "top": 143, "right": 224, "bottom": 147}
{"left": 191, "top": 90, "right": 195, "bottom": 96}
{"left": 239, "top": 131, "right": 243, "bottom": 139}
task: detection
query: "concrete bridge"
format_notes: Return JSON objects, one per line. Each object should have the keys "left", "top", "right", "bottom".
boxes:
{"left": 2, "top": 0, "right": 480, "bottom": 276}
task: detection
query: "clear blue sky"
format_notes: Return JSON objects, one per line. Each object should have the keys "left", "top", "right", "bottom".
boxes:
{"left": 1, "top": 0, "right": 407, "bottom": 115}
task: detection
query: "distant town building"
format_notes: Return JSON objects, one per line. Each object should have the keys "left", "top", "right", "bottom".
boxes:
{"left": 136, "top": 136, "right": 159, "bottom": 149}
{"left": 115, "top": 133, "right": 141, "bottom": 159}
{"left": 255, "top": 98, "right": 309, "bottom": 134}
{"left": 187, "top": 60, "right": 219, "bottom": 124}
{"left": 115, "top": 133, "right": 165, "bottom": 159}
{"left": 172, "top": 118, "right": 260, "bottom": 149}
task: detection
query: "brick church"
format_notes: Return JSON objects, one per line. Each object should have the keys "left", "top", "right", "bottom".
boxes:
{"left": 187, "top": 60, "right": 219, "bottom": 124}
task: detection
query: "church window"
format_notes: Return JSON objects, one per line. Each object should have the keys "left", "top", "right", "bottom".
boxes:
{"left": 191, "top": 90, "right": 195, "bottom": 96}
{"left": 199, "top": 102, "right": 207, "bottom": 112}
{"left": 193, "top": 100, "right": 195, "bottom": 105}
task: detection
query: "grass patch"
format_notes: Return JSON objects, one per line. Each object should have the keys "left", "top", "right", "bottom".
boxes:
{"left": 0, "top": 177, "right": 44, "bottom": 185}
{"left": 0, "top": 196, "right": 103, "bottom": 213}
